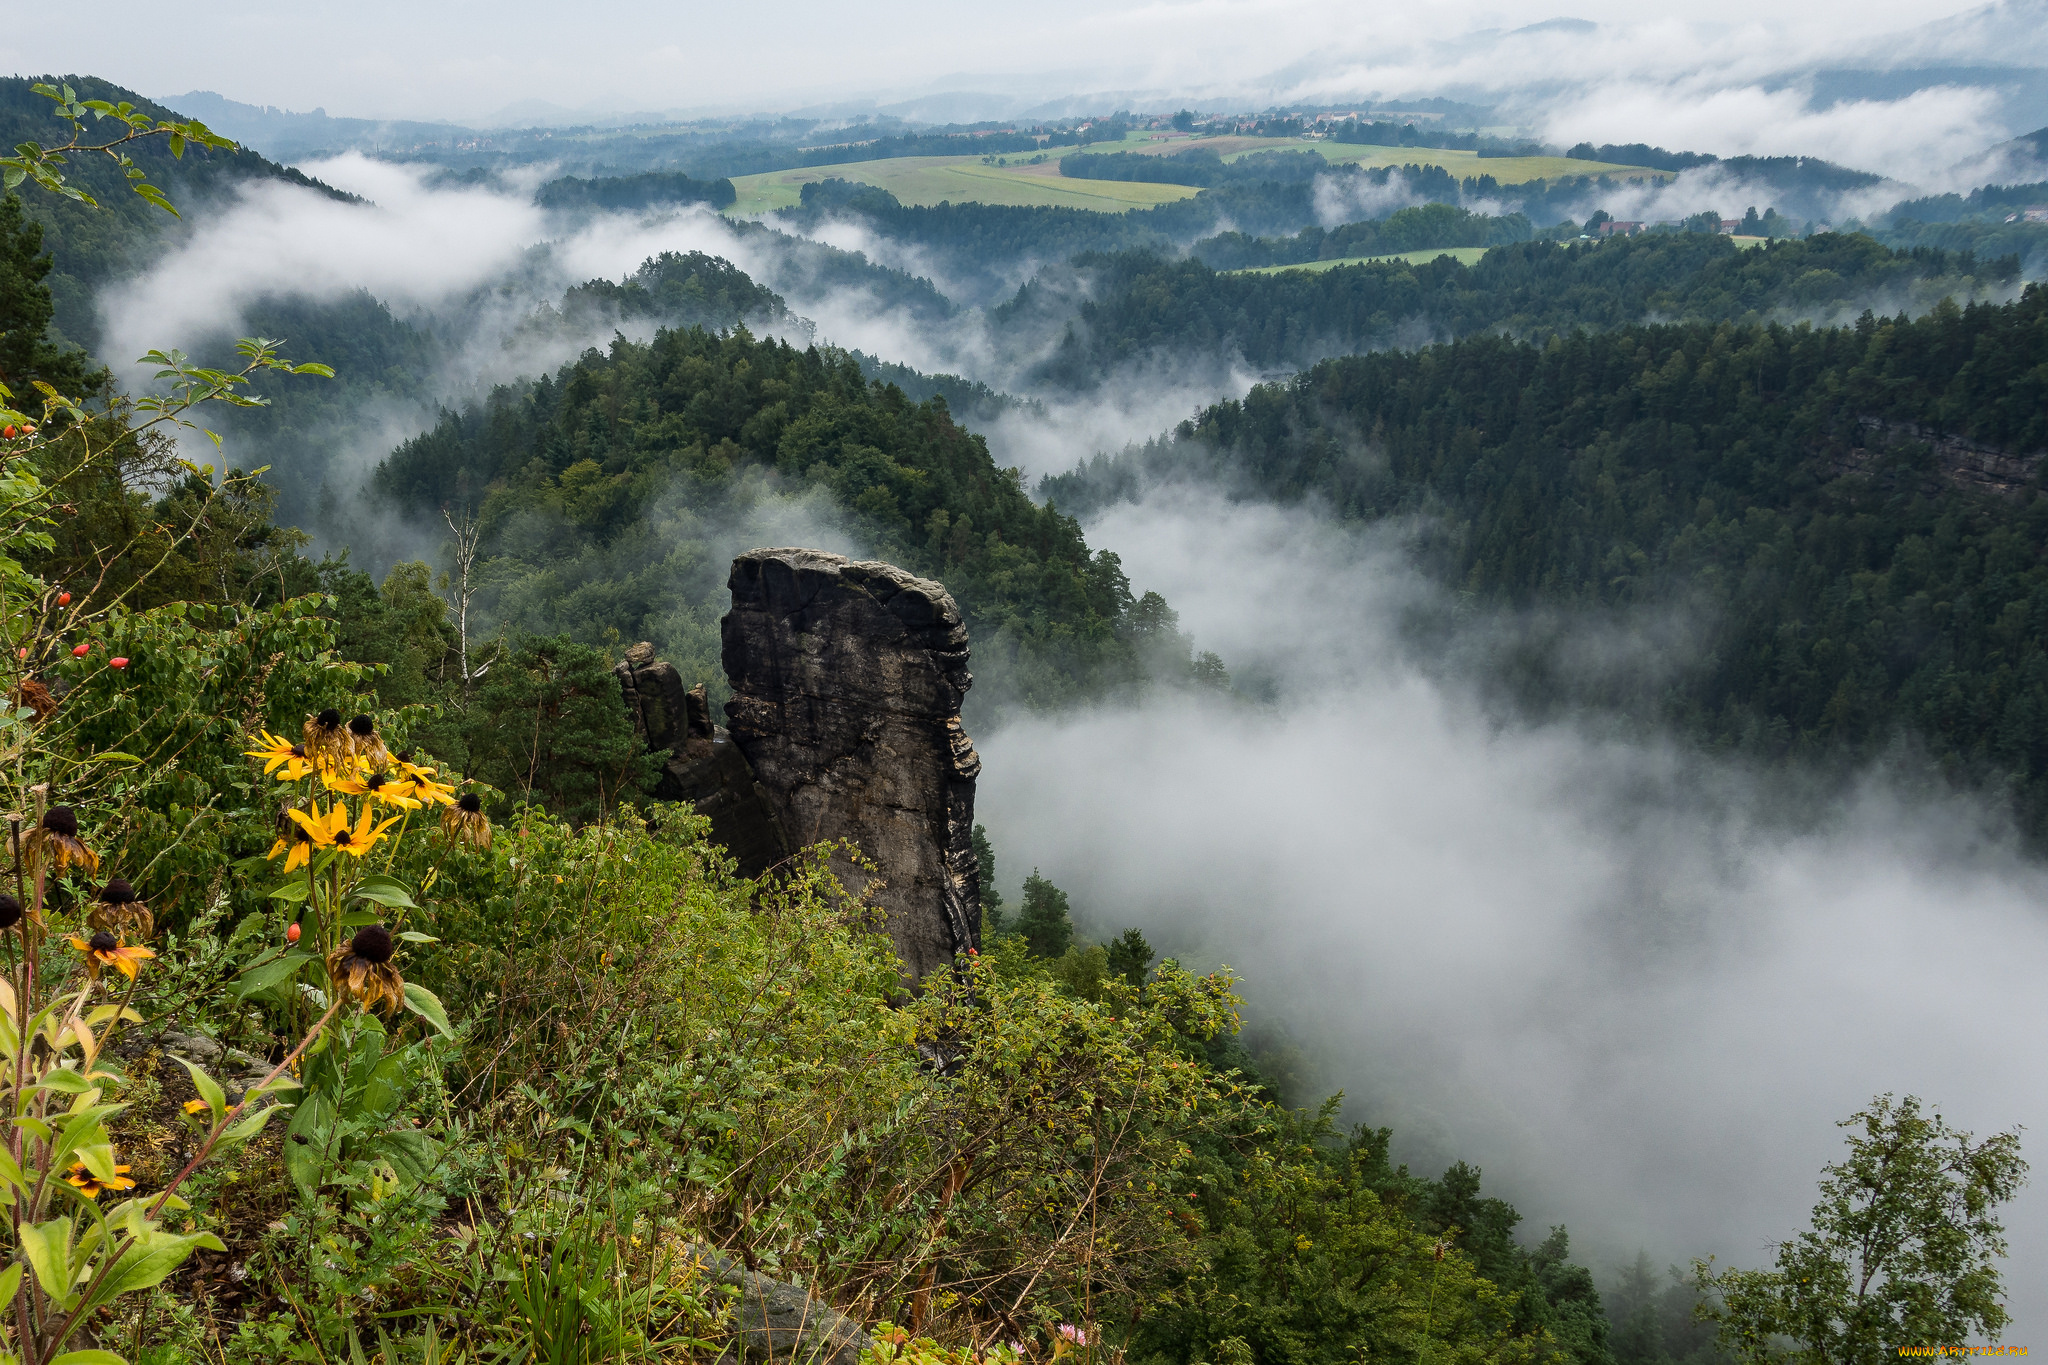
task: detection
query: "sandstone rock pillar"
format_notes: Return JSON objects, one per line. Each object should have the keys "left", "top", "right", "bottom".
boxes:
{"left": 721, "top": 548, "right": 982, "bottom": 978}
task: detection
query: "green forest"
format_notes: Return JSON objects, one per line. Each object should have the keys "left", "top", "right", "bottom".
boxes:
{"left": 1044, "top": 287, "right": 2048, "bottom": 837}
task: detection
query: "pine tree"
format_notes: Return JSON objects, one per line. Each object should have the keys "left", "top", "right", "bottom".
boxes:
{"left": 1015, "top": 871, "right": 1074, "bottom": 959}
{"left": 0, "top": 194, "right": 96, "bottom": 400}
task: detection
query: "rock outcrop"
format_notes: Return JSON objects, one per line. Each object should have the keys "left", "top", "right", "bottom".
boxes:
{"left": 695, "top": 1246, "right": 873, "bottom": 1365}
{"left": 721, "top": 549, "right": 982, "bottom": 978}
{"left": 615, "top": 643, "right": 793, "bottom": 874}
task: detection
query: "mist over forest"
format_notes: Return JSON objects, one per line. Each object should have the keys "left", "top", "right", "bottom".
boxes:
{"left": 1, "top": 4, "right": 2046, "bottom": 1357}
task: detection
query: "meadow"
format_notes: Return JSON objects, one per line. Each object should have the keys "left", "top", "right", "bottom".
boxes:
{"left": 726, "top": 152, "right": 1201, "bottom": 213}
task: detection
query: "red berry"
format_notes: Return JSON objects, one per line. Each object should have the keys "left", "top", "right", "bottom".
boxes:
{"left": 56, "top": 592, "right": 70, "bottom": 606}
{"left": 109, "top": 657, "right": 128, "bottom": 669}
{"left": 71, "top": 643, "right": 89, "bottom": 657}
{"left": 2, "top": 427, "right": 14, "bottom": 439}
{"left": 13, "top": 649, "right": 23, "bottom": 660}
{"left": 286, "top": 922, "right": 301, "bottom": 944}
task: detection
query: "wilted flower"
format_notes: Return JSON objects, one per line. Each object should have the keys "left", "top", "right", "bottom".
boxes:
{"left": 70, "top": 930, "right": 154, "bottom": 982}
{"left": 63, "top": 1160, "right": 136, "bottom": 1199}
{"left": 441, "top": 792, "right": 490, "bottom": 849}
{"left": 302, "top": 708, "right": 349, "bottom": 768}
{"left": 347, "top": 713, "right": 390, "bottom": 766}
{"left": 11, "top": 679, "right": 56, "bottom": 723}
{"left": 287, "top": 799, "right": 400, "bottom": 859}
{"left": 89, "top": 877, "right": 152, "bottom": 939}
{"left": 27, "top": 805, "right": 97, "bottom": 874}
{"left": 245, "top": 729, "right": 314, "bottom": 782}
{"left": 326, "top": 924, "right": 405, "bottom": 1015}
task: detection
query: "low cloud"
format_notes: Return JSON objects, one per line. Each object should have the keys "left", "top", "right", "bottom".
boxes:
{"left": 976, "top": 486, "right": 2048, "bottom": 1336}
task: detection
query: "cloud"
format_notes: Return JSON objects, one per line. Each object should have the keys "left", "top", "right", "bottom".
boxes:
{"left": 975, "top": 486, "right": 2048, "bottom": 1336}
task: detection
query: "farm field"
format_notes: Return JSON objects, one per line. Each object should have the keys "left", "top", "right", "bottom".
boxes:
{"left": 1059, "top": 134, "right": 1672, "bottom": 185}
{"left": 1233, "top": 246, "right": 1494, "bottom": 274}
{"left": 727, "top": 154, "right": 1201, "bottom": 214}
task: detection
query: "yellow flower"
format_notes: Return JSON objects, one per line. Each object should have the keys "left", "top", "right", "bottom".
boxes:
{"left": 245, "top": 729, "right": 314, "bottom": 782}
{"left": 181, "top": 1098, "right": 209, "bottom": 1116}
{"left": 267, "top": 820, "right": 316, "bottom": 873}
{"left": 287, "top": 800, "right": 400, "bottom": 859}
{"left": 63, "top": 1160, "right": 136, "bottom": 1199}
{"left": 326, "top": 769, "right": 423, "bottom": 810}
{"left": 69, "top": 931, "right": 154, "bottom": 982}
{"left": 406, "top": 768, "right": 457, "bottom": 807}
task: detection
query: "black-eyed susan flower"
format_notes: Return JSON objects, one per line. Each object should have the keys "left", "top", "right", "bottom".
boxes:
{"left": 441, "top": 792, "right": 490, "bottom": 849}
{"left": 245, "top": 729, "right": 314, "bottom": 782}
{"left": 287, "top": 800, "right": 400, "bottom": 859}
{"left": 397, "top": 760, "right": 456, "bottom": 807}
{"left": 63, "top": 1160, "right": 136, "bottom": 1198}
{"left": 268, "top": 818, "right": 316, "bottom": 873}
{"left": 347, "top": 713, "right": 390, "bottom": 766}
{"left": 27, "top": 805, "right": 97, "bottom": 875}
{"left": 302, "top": 708, "right": 349, "bottom": 768}
{"left": 327, "top": 768, "right": 422, "bottom": 810}
{"left": 89, "top": 878, "right": 152, "bottom": 939}
{"left": 326, "top": 924, "right": 405, "bottom": 1015}
{"left": 70, "top": 930, "right": 154, "bottom": 982}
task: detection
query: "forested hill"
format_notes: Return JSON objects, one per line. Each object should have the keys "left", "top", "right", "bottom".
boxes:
{"left": 1045, "top": 287, "right": 2048, "bottom": 839}
{"left": 1018, "top": 232, "right": 2017, "bottom": 388}
{"left": 373, "top": 326, "right": 1188, "bottom": 719}
{"left": 1, "top": 76, "right": 348, "bottom": 350}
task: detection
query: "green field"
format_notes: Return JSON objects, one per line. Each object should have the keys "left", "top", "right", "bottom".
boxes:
{"left": 1233, "top": 246, "right": 1494, "bottom": 275}
{"left": 1079, "top": 134, "right": 1670, "bottom": 186}
{"left": 727, "top": 155, "right": 1201, "bottom": 214}
{"left": 725, "top": 135, "right": 1670, "bottom": 216}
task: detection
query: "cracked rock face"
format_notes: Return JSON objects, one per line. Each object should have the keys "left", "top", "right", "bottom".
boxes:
{"left": 722, "top": 548, "right": 982, "bottom": 979}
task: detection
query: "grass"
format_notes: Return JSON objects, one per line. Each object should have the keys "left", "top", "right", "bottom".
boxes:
{"left": 1056, "top": 133, "right": 1674, "bottom": 186}
{"left": 725, "top": 134, "right": 1672, "bottom": 216}
{"left": 727, "top": 154, "right": 1200, "bottom": 214}
{"left": 1232, "top": 246, "right": 1493, "bottom": 275}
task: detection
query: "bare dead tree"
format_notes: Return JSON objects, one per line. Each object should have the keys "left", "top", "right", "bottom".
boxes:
{"left": 440, "top": 504, "right": 483, "bottom": 694}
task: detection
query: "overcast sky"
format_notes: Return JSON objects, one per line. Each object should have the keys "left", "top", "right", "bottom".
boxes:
{"left": 3, "top": 0, "right": 2010, "bottom": 125}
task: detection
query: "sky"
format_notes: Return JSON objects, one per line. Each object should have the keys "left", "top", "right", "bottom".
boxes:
{"left": 1, "top": 0, "right": 2015, "bottom": 126}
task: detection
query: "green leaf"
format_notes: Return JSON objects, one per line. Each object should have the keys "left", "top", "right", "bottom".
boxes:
{"left": 94, "top": 1228, "right": 225, "bottom": 1298}
{"left": 401, "top": 982, "right": 455, "bottom": 1038}
{"left": 0, "top": 1259, "right": 21, "bottom": 1305}
{"left": 50, "top": 1352, "right": 127, "bottom": 1365}
{"left": 18, "top": 1218, "right": 73, "bottom": 1303}
{"left": 235, "top": 950, "right": 316, "bottom": 998}
{"left": 174, "top": 1057, "right": 226, "bottom": 1120}
{"left": 397, "top": 931, "right": 439, "bottom": 943}
{"left": 266, "top": 880, "right": 310, "bottom": 903}
{"left": 351, "top": 875, "right": 417, "bottom": 909}
{"left": 224, "top": 1102, "right": 289, "bottom": 1143}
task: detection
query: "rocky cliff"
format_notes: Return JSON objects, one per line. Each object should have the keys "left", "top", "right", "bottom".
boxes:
{"left": 614, "top": 549, "right": 983, "bottom": 978}
{"left": 722, "top": 549, "right": 982, "bottom": 979}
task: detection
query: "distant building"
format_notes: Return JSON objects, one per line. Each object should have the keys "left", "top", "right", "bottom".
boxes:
{"left": 1597, "top": 219, "right": 1645, "bottom": 236}
{"left": 1719, "top": 218, "right": 1741, "bottom": 233}
{"left": 2025, "top": 205, "right": 2048, "bottom": 223}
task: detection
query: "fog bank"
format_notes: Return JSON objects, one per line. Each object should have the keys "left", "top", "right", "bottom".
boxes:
{"left": 976, "top": 488, "right": 2047, "bottom": 1334}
